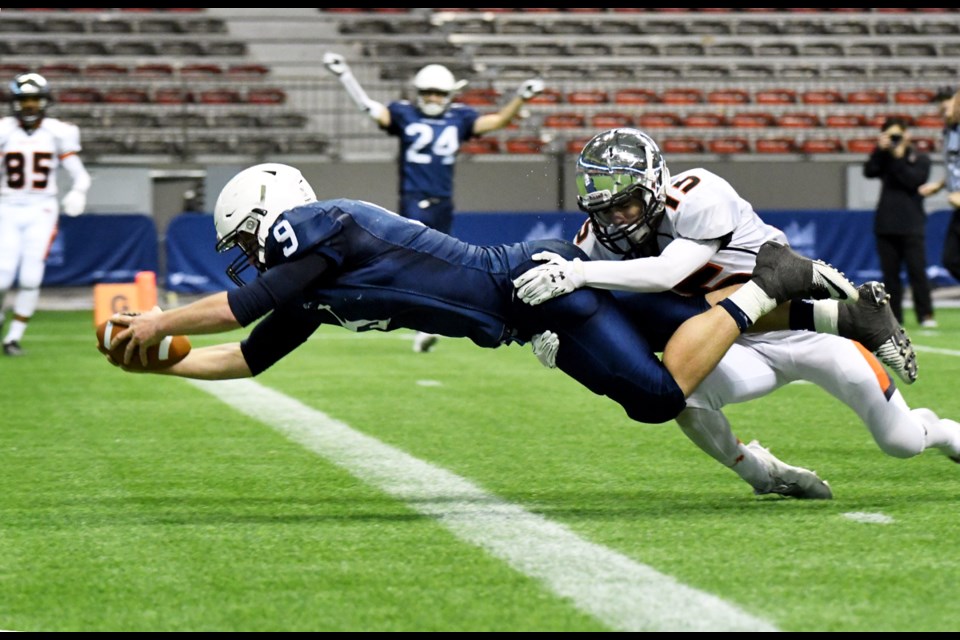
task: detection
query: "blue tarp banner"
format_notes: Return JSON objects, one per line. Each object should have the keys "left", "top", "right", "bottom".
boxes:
{"left": 164, "top": 214, "right": 236, "bottom": 293}
{"left": 46, "top": 210, "right": 958, "bottom": 292}
{"left": 42, "top": 214, "right": 158, "bottom": 285}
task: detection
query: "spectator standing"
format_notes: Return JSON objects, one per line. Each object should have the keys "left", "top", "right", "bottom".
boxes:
{"left": 863, "top": 116, "right": 935, "bottom": 327}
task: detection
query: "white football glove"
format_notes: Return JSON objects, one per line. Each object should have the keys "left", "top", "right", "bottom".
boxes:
{"left": 531, "top": 330, "right": 559, "bottom": 369}
{"left": 512, "top": 251, "right": 586, "bottom": 306}
{"left": 516, "top": 78, "right": 545, "bottom": 101}
{"left": 322, "top": 52, "right": 350, "bottom": 76}
{"left": 61, "top": 190, "right": 86, "bottom": 217}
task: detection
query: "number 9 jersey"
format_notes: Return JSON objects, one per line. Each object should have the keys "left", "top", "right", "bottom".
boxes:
{"left": 0, "top": 115, "right": 81, "bottom": 206}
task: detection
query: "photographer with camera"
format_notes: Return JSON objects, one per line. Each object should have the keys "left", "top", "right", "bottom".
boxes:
{"left": 864, "top": 116, "right": 936, "bottom": 327}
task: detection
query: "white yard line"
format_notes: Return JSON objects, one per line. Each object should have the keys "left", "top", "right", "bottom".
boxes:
{"left": 189, "top": 378, "right": 777, "bottom": 632}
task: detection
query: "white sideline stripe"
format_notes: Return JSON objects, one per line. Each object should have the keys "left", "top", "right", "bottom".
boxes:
{"left": 188, "top": 378, "right": 776, "bottom": 632}
{"left": 842, "top": 512, "right": 894, "bottom": 525}
{"left": 913, "top": 345, "right": 960, "bottom": 357}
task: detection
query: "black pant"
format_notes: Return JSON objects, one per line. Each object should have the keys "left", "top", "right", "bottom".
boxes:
{"left": 943, "top": 209, "right": 960, "bottom": 283}
{"left": 876, "top": 234, "right": 933, "bottom": 323}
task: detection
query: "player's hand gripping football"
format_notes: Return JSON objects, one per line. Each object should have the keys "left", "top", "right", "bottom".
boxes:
{"left": 513, "top": 251, "right": 586, "bottom": 306}
{"left": 109, "top": 306, "right": 166, "bottom": 368}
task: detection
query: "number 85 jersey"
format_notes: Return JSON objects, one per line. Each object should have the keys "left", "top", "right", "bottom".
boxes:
{"left": 0, "top": 116, "right": 81, "bottom": 206}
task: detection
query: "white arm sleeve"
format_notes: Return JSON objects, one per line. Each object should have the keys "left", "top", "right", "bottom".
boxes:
{"left": 61, "top": 153, "right": 91, "bottom": 194}
{"left": 338, "top": 70, "right": 387, "bottom": 122}
{"left": 579, "top": 237, "right": 722, "bottom": 292}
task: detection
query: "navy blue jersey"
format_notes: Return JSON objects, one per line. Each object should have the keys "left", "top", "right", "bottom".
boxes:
{"left": 237, "top": 198, "right": 705, "bottom": 423}
{"left": 386, "top": 101, "right": 479, "bottom": 200}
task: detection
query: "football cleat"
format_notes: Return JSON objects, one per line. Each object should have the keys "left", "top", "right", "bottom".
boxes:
{"left": 3, "top": 341, "right": 24, "bottom": 357}
{"left": 752, "top": 241, "right": 859, "bottom": 305}
{"left": 412, "top": 332, "right": 439, "bottom": 353}
{"left": 838, "top": 281, "right": 918, "bottom": 384}
{"left": 747, "top": 440, "right": 833, "bottom": 500}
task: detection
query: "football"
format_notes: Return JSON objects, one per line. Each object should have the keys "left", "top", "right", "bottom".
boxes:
{"left": 96, "top": 318, "right": 191, "bottom": 371}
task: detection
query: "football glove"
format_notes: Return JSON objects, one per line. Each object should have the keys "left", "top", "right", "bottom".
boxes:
{"left": 322, "top": 52, "right": 350, "bottom": 76}
{"left": 531, "top": 330, "right": 559, "bottom": 369}
{"left": 513, "top": 251, "right": 586, "bottom": 306}
{"left": 61, "top": 190, "right": 86, "bottom": 217}
{"left": 516, "top": 78, "right": 545, "bottom": 101}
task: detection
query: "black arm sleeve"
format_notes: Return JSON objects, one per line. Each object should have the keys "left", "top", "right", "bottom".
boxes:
{"left": 239, "top": 301, "right": 325, "bottom": 376}
{"left": 227, "top": 253, "right": 332, "bottom": 327}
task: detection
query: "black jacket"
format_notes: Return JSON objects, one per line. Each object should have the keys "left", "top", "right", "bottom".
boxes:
{"left": 863, "top": 145, "right": 931, "bottom": 236}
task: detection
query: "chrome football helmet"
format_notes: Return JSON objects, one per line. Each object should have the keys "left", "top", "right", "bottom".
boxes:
{"left": 412, "top": 64, "right": 467, "bottom": 117}
{"left": 575, "top": 128, "right": 670, "bottom": 255}
{"left": 10, "top": 72, "right": 51, "bottom": 129}
{"left": 213, "top": 163, "right": 317, "bottom": 286}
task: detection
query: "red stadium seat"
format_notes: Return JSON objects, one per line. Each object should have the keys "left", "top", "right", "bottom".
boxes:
{"left": 913, "top": 137, "right": 936, "bottom": 152}
{"left": 458, "top": 88, "right": 501, "bottom": 106}
{"left": 566, "top": 137, "right": 593, "bottom": 154}
{"left": 567, "top": 90, "right": 609, "bottom": 105}
{"left": 800, "top": 139, "right": 843, "bottom": 154}
{"left": 57, "top": 88, "right": 102, "bottom": 104}
{"left": 914, "top": 114, "right": 945, "bottom": 128}
{"left": 102, "top": 88, "right": 150, "bottom": 104}
{"left": 543, "top": 113, "right": 586, "bottom": 128}
{"left": 846, "top": 90, "right": 887, "bottom": 105}
{"left": 133, "top": 63, "right": 175, "bottom": 78}
{"left": 755, "top": 138, "right": 798, "bottom": 153}
{"left": 707, "top": 89, "right": 750, "bottom": 105}
{"left": 614, "top": 88, "right": 659, "bottom": 105}
{"left": 636, "top": 113, "right": 681, "bottom": 128}
{"left": 198, "top": 89, "right": 242, "bottom": 104}
{"left": 708, "top": 138, "right": 751, "bottom": 154}
{"left": 85, "top": 63, "right": 130, "bottom": 77}
{"left": 526, "top": 89, "right": 563, "bottom": 105}
{"left": 866, "top": 113, "right": 914, "bottom": 128}
{"left": 661, "top": 88, "right": 704, "bottom": 104}
{"left": 661, "top": 138, "right": 705, "bottom": 153}
{"left": 802, "top": 89, "right": 844, "bottom": 104}
{"left": 154, "top": 88, "right": 193, "bottom": 104}
{"left": 825, "top": 114, "right": 867, "bottom": 128}
{"left": 38, "top": 63, "right": 81, "bottom": 78}
{"left": 460, "top": 138, "right": 500, "bottom": 154}
{"left": 181, "top": 64, "right": 223, "bottom": 77}
{"left": 590, "top": 112, "right": 633, "bottom": 128}
{"left": 505, "top": 136, "right": 546, "bottom": 154}
{"left": 846, "top": 138, "right": 877, "bottom": 153}
{"left": 247, "top": 88, "right": 286, "bottom": 105}
{"left": 683, "top": 113, "right": 727, "bottom": 128}
{"left": 894, "top": 89, "right": 936, "bottom": 104}
{"left": 755, "top": 89, "right": 798, "bottom": 105}
{"left": 730, "top": 112, "right": 775, "bottom": 128}
{"left": 776, "top": 113, "right": 821, "bottom": 128}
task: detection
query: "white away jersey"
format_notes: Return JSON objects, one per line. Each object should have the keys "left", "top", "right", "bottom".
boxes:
{"left": 575, "top": 168, "right": 786, "bottom": 295}
{"left": 0, "top": 116, "right": 81, "bottom": 204}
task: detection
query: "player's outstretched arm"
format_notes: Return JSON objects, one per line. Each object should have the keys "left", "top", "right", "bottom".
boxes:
{"left": 158, "top": 343, "right": 252, "bottom": 380}
{"left": 322, "top": 52, "right": 389, "bottom": 126}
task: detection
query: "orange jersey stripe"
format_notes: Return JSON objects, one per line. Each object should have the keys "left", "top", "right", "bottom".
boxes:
{"left": 853, "top": 341, "right": 894, "bottom": 399}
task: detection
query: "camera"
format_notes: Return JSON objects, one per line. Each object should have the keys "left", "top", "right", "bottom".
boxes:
{"left": 889, "top": 134, "right": 904, "bottom": 145}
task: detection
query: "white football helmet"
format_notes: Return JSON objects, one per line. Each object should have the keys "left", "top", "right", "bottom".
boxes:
{"left": 213, "top": 163, "right": 317, "bottom": 285}
{"left": 412, "top": 64, "right": 467, "bottom": 117}
{"left": 10, "top": 72, "right": 51, "bottom": 129}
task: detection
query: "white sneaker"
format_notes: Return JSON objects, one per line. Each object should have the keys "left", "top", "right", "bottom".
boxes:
{"left": 746, "top": 440, "right": 833, "bottom": 500}
{"left": 920, "top": 318, "right": 938, "bottom": 329}
{"left": 412, "top": 332, "right": 439, "bottom": 353}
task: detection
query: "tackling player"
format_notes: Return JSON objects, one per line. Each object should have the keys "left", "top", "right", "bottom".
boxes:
{"left": 513, "top": 128, "right": 960, "bottom": 498}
